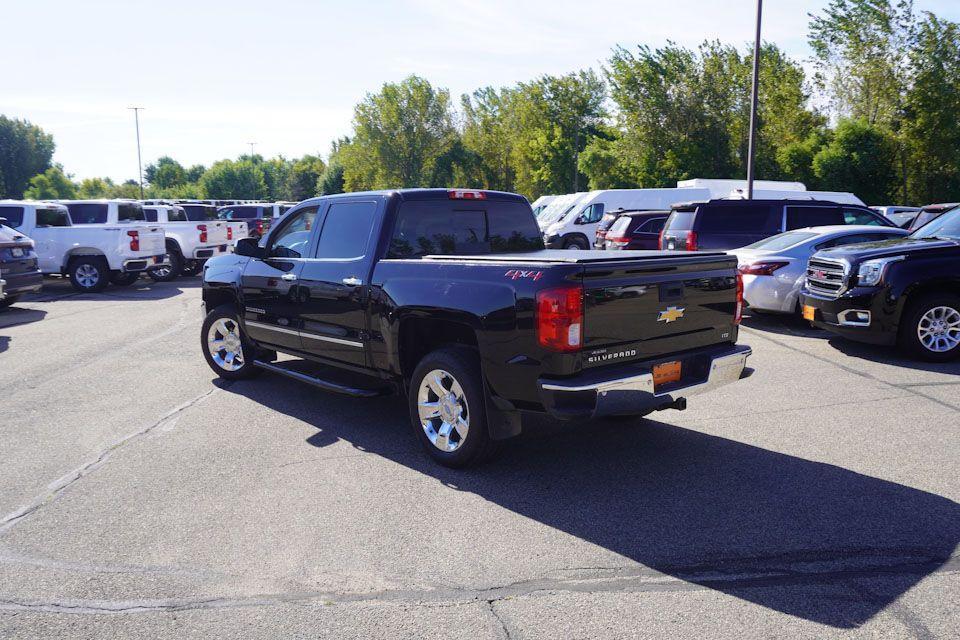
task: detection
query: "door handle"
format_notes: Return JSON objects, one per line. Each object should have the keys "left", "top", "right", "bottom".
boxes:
{"left": 342, "top": 276, "right": 362, "bottom": 286}
{"left": 281, "top": 273, "right": 297, "bottom": 282}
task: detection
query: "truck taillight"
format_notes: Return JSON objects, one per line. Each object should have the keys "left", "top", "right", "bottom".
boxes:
{"left": 226, "top": 225, "right": 233, "bottom": 241}
{"left": 256, "top": 219, "right": 264, "bottom": 234}
{"left": 197, "top": 224, "right": 207, "bottom": 243}
{"left": 735, "top": 272, "right": 744, "bottom": 325}
{"left": 127, "top": 230, "right": 139, "bottom": 251}
{"left": 685, "top": 231, "right": 698, "bottom": 251}
{"left": 448, "top": 189, "right": 486, "bottom": 200}
{"left": 537, "top": 286, "right": 583, "bottom": 352}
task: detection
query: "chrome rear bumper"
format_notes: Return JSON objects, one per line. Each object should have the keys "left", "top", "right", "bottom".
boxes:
{"left": 538, "top": 344, "right": 753, "bottom": 420}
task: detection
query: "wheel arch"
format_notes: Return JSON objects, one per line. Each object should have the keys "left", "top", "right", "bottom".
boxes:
{"left": 63, "top": 248, "right": 107, "bottom": 272}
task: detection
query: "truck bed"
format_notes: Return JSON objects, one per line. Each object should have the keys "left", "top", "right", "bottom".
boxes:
{"left": 421, "top": 249, "right": 730, "bottom": 264}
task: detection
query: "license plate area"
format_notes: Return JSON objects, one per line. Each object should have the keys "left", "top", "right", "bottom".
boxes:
{"left": 802, "top": 305, "right": 816, "bottom": 321}
{"left": 653, "top": 360, "right": 682, "bottom": 389}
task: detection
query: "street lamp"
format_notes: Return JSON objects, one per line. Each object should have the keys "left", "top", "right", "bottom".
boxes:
{"left": 746, "top": 0, "right": 762, "bottom": 199}
{"left": 128, "top": 107, "right": 145, "bottom": 199}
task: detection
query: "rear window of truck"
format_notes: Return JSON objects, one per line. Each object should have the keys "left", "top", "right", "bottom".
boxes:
{"left": 66, "top": 203, "right": 108, "bottom": 224}
{"left": 182, "top": 205, "right": 218, "bottom": 221}
{"left": 387, "top": 201, "right": 543, "bottom": 258}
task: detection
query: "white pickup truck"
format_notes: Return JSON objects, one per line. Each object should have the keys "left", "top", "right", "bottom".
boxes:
{"left": 178, "top": 203, "right": 249, "bottom": 250}
{"left": 0, "top": 200, "right": 169, "bottom": 292}
{"left": 142, "top": 204, "right": 231, "bottom": 280}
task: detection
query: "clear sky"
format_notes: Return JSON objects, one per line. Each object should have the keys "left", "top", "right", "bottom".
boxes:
{"left": 5, "top": 0, "right": 959, "bottom": 182}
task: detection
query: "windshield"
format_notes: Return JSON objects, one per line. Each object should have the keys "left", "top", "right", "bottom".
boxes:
{"left": 745, "top": 230, "right": 818, "bottom": 251}
{"left": 538, "top": 203, "right": 577, "bottom": 226}
{"left": 910, "top": 207, "right": 960, "bottom": 241}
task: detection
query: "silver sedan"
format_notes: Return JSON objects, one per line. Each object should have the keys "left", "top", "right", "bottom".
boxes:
{"left": 729, "top": 225, "right": 909, "bottom": 314}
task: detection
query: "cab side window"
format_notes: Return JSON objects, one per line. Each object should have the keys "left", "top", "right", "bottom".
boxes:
{"left": 269, "top": 206, "right": 318, "bottom": 258}
{"left": 0, "top": 206, "right": 25, "bottom": 227}
{"left": 580, "top": 203, "right": 605, "bottom": 224}
{"left": 316, "top": 201, "right": 378, "bottom": 259}
{"left": 843, "top": 208, "right": 884, "bottom": 226}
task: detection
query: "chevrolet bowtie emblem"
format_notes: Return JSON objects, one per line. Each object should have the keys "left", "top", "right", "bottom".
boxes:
{"left": 658, "top": 306, "right": 685, "bottom": 323}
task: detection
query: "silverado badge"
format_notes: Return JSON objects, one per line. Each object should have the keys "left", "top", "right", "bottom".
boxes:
{"left": 657, "top": 306, "right": 685, "bottom": 323}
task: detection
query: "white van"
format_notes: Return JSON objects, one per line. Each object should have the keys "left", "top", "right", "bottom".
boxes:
{"left": 541, "top": 189, "right": 710, "bottom": 249}
{"left": 678, "top": 179, "right": 806, "bottom": 196}
{"left": 530, "top": 195, "right": 557, "bottom": 217}
{"left": 727, "top": 188, "right": 865, "bottom": 206}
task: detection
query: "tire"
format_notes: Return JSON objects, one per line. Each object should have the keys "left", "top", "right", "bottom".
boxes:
{"left": 0, "top": 294, "right": 21, "bottom": 310}
{"left": 408, "top": 346, "right": 499, "bottom": 468}
{"left": 898, "top": 293, "right": 960, "bottom": 362}
{"left": 180, "top": 260, "right": 203, "bottom": 277}
{"left": 110, "top": 271, "right": 140, "bottom": 286}
{"left": 148, "top": 249, "right": 183, "bottom": 282}
{"left": 68, "top": 257, "right": 109, "bottom": 293}
{"left": 563, "top": 237, "right": 589, "bottom": 250}
{"left": 200, "top": 304, "right": 262, "bottom": 380}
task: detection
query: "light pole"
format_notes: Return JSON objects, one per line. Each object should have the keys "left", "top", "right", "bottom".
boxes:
{"left": 128, "top": 107, "right": 145, "bottom": 199}
{"left": 746, "top": 0, "right": 762, "bottom": 199}
{"left": 247, "top": 141, "right": 258, "bottom": 156}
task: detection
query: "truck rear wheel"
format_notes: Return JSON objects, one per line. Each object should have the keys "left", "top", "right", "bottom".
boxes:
{"left": 201, "top": 304, "right": 262, "bottom": 380}
{"left": 899, "top": 293, "right": 960, "bottom": 361}
{"left": 408, "top": 347, "right": 499, "bottom": 468}
{"left": 180, "top": 260, "right": 203, "bottom": 277}
{"left": 148, "top": 249, "right": 183, "bottom": 282}
{"left": 68, "top": 257, "right": 109, "bottom": 293}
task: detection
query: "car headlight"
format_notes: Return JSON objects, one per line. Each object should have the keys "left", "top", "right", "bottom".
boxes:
{"left": 856, "top": 256, "right": 904, "bottom": 286}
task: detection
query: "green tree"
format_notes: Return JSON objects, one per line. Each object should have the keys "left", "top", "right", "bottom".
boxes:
{"left": 23, "top": 165, "right": 77, "bottom": 200}
{"left": 199, "top": 159, "right": 268, "bottom": 199}
{"left": 340, "top": 75, "right": 457, "bottom": 190}
{"left": 144, "top": 156, "right": 187, "bottom": 189}
{"left": 317, "top": 158, "right": 345, "bottom": 195}
{"left": 286, "top": 154, "right": 326, "bottom": 200}
{"left": 902, "top": 12, "right": 960, "bottom": 203}
{"left": 812, "top": 119, "right": 898, "bottom": 204}
{"left": 185, "top": 164, "right": 206, "bottom": 183}
{"left": 77, "top": 177, "right": 114, "bottom": 198}
{"left": 460, "top": 87, "right": 517, "bottom": 191}
{"left": 0, "top": 116, "right": 56, "bottom": 198}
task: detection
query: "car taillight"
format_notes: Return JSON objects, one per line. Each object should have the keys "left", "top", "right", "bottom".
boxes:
{"left": 197, "top": 224, "right": 207, "bottom": 243}
{"left": 658, "top": 229, "right": 665, "bottom": 250}
{"left": 448, "top": 189, "right": 486, "bottom": 200}
{"left": 605, "top": 236, "right": 629, "bottom": 249}
{"left": 226, "top": 226, "right": 233, "bottom": 241}
{"left": 126, "top": 230, "right": 139, "bottom": 251}
{"left": 256, "top": 219, "right": 264, "bottom": 234}
{"left": 685, "top": 230, "right": 698, "bottom": 251}
{"left": 735, "top": 272, "right": 744, "bottom": 325}
{"left": 537, "top": 286, "right": 583, "bottom": 352}
{"left": 738, "top": 261, "right": 789, "bottom": 276}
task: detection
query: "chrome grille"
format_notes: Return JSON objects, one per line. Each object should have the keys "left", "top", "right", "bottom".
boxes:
{"left": 806, "top": 257, "right": 848, "bottom": 297}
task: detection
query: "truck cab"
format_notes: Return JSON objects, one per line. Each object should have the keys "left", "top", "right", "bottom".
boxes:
{"left": 142, "top": 204, "right": 233, "bottom": 280}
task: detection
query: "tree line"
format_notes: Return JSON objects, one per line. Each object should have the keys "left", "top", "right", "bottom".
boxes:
{"left": 2, "top": 0, "right": 958, "bottom": 206}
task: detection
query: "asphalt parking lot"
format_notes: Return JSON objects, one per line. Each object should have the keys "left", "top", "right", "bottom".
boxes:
{"left": 0, "top": 279, "right": 957, "bottom": 639}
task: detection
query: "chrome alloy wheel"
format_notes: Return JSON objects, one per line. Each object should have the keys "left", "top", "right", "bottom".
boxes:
{"left": 152, "top": 258, "right": 172, "bottom": 279}
{"left": 917, "top": 306, "right": 960, "bottom": 353}
{"left": 207, "top": 318, "right": 246, "bottom": 371}
{"left": 75, "top": 263, "right": 100, "bottom": 288}
{"left": 417, "top": 369, "right": 469, "bottom": 453}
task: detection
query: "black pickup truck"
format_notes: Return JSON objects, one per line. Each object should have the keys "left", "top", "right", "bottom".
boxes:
{"left": 201, "top": 189, "right": 752, "bottom": 466}
{"left": 800, "top": 205, "right": 960, "bottom": 361}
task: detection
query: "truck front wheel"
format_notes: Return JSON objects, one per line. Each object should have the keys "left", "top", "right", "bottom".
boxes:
{"left": 68, "top": 257, "right": 109, "bottom": 293}
{"left": 408, "top": 347, "right": 499, "bottom": 468}
{"left": 899, "top": 293, "right": 960, "bottom": 361}
{"left": 201, "top": 304, "right": 262, "bottom": 380}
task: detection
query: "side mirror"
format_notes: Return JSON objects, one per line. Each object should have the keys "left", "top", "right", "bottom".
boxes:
{"left": 234, "top": 237, "right": 263, "bottom": 258}
{"left": 574, "top": 215, "right": 586, "bottom": 225}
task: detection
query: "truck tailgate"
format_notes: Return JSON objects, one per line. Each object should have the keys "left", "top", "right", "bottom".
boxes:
{"left": 135, "top": 226, "right": 166, "bottom": 255}
{"left": 581, "top": 253, "right": 738, "bottom": 358}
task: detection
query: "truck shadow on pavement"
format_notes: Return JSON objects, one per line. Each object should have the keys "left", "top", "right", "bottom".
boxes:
{"left": 26, "top": 277, "right": 200, "bottom": 303}
{"left": 222, "top": 376, "right": 960, "bottom": 629}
